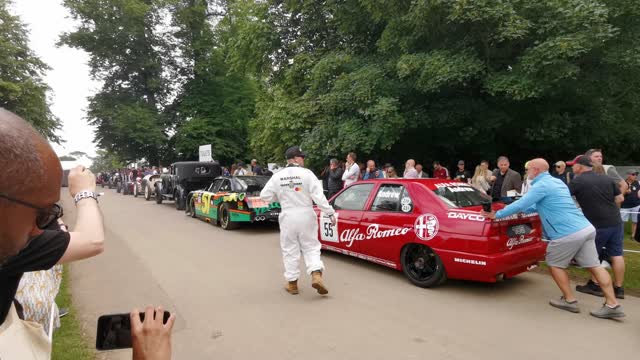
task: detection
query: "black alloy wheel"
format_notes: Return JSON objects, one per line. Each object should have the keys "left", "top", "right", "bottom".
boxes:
{"left": 400, "top": 244, "right": 446, "bottom": 288}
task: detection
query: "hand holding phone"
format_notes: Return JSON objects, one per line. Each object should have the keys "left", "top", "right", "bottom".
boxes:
{"left": 132, "top": 306, "right": 175, "bottom": 360}
{"left": 96, "top": 306, "right": 175, "bottom": 360}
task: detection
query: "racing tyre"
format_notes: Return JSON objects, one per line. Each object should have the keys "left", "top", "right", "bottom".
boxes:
{"left": 116, "top": 184, "right": 121, "bottom": 193}
{"left": 401, "top": 244, "right": 447, "bottom": 288}
{"left": 175, "top": 191, "right": 186, "bottom": 211}
{"left": 219, "top": 203, "right": 239, "bottom": 230}
{"left": 144, "top": 186, "right": 151, "bottom": 201}
{"left": 187, "top": 197, "right": 196, "bottom": 218}
{"left": 133, "top": 185, "right": 138, "bottom": 197}
{"left": 155, "top": 185, "right": 163, "bottom": 204}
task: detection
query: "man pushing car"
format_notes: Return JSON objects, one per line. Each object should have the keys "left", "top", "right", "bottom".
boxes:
{"left": 482, "top": 158, "right": 624, "bottom": 319}
{"left": 260, "top": 146, "right": 336, "bottom": 295}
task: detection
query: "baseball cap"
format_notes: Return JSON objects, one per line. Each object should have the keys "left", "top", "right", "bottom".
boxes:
{"left": 285, "top": 145, "right": 306, "bottom": 159}
{"left": 626, "top": 169, "right": 638, "bottom": 175}
{"left": 458, "top": 160, "right": 464, "bottom": 165}
{"left": 566, "top": 155, "right": 592, "bottom": 167}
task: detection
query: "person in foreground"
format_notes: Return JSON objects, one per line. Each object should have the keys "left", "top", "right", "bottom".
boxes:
{"left": 260, "top": 146, "right": 336, "bottom": 295}
{"left": 482, "top": 158, "right": 624, "bottom": 319}
{"left": 0, "top": 108, "right": 174, "bottom": 359}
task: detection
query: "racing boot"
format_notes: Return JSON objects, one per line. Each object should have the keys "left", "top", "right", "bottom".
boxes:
{"left": 311, "top": 271, "right": 329, "bottom": 295}
{"left": 286, "top": 280, "right": 299, "bottom": 295}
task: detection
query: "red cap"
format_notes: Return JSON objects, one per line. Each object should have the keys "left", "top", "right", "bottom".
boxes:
{"left": 566, "top": 155, "right": 581, "bottom": 166}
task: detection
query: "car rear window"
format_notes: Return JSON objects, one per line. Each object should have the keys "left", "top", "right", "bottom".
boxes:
{"left": 432, "top": 184, "right": 490, "bottom": 208}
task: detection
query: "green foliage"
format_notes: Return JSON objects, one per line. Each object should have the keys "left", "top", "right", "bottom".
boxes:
{"left": 90, "top": 149, "right": 125, "bottom": 173}
{"left": 0, "top": 0, "right": 62, "bottom": 143}
{"left": 227, "top": 0, "right": 640, "bottom": 166}
{"left": 61, "top": 0, "right": 171, "bottom": 164}
{"left": 170, "top": 0, "right": 257, "bottom": 164}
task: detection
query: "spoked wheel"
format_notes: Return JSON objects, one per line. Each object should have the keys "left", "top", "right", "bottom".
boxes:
{"left": 401, "top": 244, "right": 446, "bottom": 288}
{"left": 219, "top": 203, "right": 239, "bottom": 230}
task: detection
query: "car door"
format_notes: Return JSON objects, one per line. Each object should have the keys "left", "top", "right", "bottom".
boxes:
{"left": 198, "top": 180, "right": 223, "bottom": 217}
{"left": 359, "top": 183, "right": 416, "bottom": 267}
{"left": 319, "top": 183, "right": 375, "bottom": 254}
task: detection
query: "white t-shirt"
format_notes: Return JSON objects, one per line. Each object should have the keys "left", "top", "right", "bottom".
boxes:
{"left": 341, "top": 163, "right": 360, "bottom": 188}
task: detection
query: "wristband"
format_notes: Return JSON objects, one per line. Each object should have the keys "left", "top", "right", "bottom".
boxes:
{"left": 74, "top": 191, "right": 99, "bottom": 204}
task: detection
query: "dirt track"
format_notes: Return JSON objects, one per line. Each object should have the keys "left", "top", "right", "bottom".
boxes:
{"left": 62, "top": 188, "right": 640, "bottom": 360}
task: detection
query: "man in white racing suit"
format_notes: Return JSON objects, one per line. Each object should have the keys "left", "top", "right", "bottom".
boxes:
{"left": 260, "top": 146, "right": 337, "bottom": 295}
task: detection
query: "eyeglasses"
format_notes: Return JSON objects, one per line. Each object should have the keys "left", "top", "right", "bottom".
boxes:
{"left": 0, "top": 193, "right": 63, "bottom": 229}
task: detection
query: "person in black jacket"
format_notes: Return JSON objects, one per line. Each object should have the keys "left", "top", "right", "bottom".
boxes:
{"left": 327, "top": 158, "right": 344, "bottom": 199}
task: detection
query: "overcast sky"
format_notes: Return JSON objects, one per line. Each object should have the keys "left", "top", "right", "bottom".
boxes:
{"left": 12, "top": 0, "right": 99, "bottom": 157}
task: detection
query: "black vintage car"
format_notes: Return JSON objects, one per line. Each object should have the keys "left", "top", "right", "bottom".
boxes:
{"left": 155, "top": 161, "right": 222, "bottom": 210}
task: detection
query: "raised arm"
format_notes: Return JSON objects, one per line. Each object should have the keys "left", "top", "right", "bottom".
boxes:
{"left": 58, "top": 166, "right": 105, "bottom": 264}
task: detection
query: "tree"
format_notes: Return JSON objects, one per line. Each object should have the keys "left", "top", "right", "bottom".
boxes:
{"left": 0, "top": 0, "right": 62, "bottom": 143}
{"left": 90, "top": 149, "right": 125, "bottom": 173}
{"left": 170, "top": 0, "right": 257, "bottom": 164}
{"left": 225, "top": 0, "right": 640, "bottom": 167}
{"left": 60, "top": 0, "right": 172, "bottom": 164}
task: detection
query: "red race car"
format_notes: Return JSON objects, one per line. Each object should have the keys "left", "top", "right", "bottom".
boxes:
{"left": 315, "top": 179, "right": 546, "bottom": 287}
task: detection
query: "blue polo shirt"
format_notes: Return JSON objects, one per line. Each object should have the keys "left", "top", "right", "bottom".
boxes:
{"left": 495, "top": 172, "right": 591, "bottom": 240}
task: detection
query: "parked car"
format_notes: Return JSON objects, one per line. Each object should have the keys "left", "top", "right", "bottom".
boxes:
{"left": 155, "top": 162, "right": 222, "bottom": 210}
{"left": 186, "top": 176, "right": 280, "bottom": 230}
{"left": 142, "top": 174, "right": 162, "bottom": 201}
{"left": 315, "top": 179, "right": 546, "bottom": 288}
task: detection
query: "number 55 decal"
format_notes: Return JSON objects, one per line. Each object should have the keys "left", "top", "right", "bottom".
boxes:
{"left": 320, "top": 212, "right": 339, "bottom": 243}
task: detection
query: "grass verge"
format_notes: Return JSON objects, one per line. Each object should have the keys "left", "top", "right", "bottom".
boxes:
{"left": 52, "top": 266, "right": 95, "bottom": 359}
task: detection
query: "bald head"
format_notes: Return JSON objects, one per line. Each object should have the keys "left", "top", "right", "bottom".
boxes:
{"left": 526, "top": 158, "right": 549, "bottom": 180}
{"left": 1, "top": 108, "right": 62, "bottom": 262}
{"left": 0, "top": 108, "right": 61, "bottom": 194}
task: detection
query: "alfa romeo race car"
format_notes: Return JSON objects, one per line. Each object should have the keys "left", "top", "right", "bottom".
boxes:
{"left": 316, "top": 179, "right": 546, "bottom": 287}
{"left": 186, "top": 175, "right": 281, "bottom": 230}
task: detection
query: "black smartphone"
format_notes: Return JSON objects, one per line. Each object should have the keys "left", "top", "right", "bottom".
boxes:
{"left": 482, "top": 201, "right": 492, "bottom": 213}
{"left": 96, "top": 311, "right": 171, "bottom": 350}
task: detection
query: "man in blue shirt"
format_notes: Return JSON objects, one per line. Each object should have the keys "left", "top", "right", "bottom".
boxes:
{"left": 482, "top": 158, "right": 624, "bottom": 319}
{"left": 362, "top": 160, "right": 384, "bottom": 180}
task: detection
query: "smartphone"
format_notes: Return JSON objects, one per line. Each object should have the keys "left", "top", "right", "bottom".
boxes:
{"left": 96, "top": 311, "right": 171, "bottom": 350}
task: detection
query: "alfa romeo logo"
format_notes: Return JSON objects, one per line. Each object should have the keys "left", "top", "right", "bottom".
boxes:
{"left": 414, "top": 213, "right": 439, "bottom": 241}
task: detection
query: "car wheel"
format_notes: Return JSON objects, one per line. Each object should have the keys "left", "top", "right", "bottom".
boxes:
{"left": 133, "top": 185, "right": 138, "bottom": 197}
{"left": 155, "top": 185, "right": 163, "bottom": 204}
{"left": 220, "top": 203, "right": 239, "bottom": 230}
{"left": 187, "top": 197, "right": 196, "bottom": 218}
{"left": 145, "top": 186, "right": 151, "bottom": 201}
{"left": 175, "top": 191, "right": 186, "bottom": 211}
{"left": 116, "top": 184, "right": 121, "bottom": 193}
{"left": 400, "top": 243, "right": 447, "bottom": 288}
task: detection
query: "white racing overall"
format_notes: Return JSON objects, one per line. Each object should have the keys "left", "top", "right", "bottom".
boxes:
{"left": 260, "top": 164, "right": 335, "bottom": 281}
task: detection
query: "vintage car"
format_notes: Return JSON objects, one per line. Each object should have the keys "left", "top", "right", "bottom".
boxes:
{"left": 122, "top": 176, "right": 143, "bottom": 197}
{"left": 142, "top": 174, "right": 162, "bottom": 201}
{"left": 109, "top": 172, "right": 122, "bottom": 191}
{"left": 155, "top": 161, "right": 222, "bottom": 210}
{"left": 185, "top": 176, "right": 280, "bottom": 230}
{"left": 315, "top": 179, "right": 546, "bottom": 288}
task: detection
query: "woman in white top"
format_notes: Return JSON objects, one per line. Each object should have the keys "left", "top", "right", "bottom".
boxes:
{"left": 471, "top": 165, "right": 491, "bottom": 194}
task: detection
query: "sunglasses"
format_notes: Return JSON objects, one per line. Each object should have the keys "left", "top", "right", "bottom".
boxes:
{"left": 0, "top": 193, "right": 63, "bottom": 229}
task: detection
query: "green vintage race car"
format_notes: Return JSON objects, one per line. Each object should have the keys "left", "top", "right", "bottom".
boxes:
{"left": 185, "top": 175, "right": 281, "bottom": 230}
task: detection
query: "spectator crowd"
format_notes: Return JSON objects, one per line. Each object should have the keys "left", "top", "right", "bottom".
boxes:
{"left": 2, "top": 103, "right": 639, "bottom": 359}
